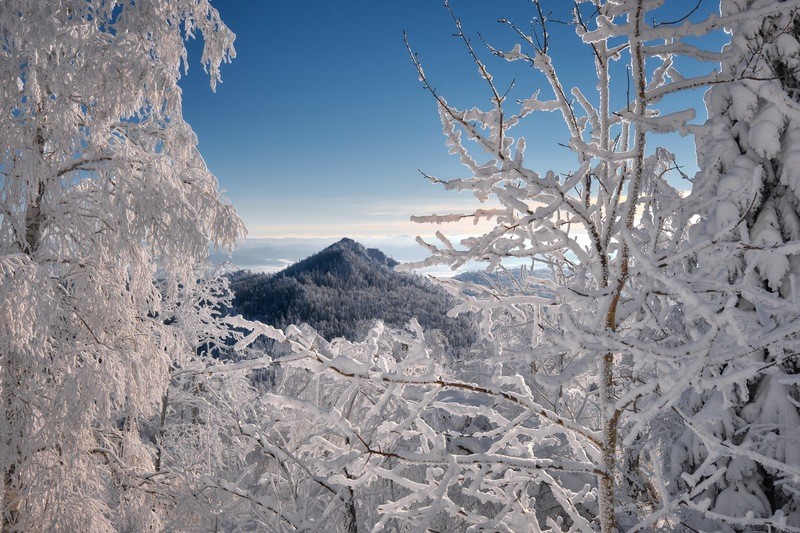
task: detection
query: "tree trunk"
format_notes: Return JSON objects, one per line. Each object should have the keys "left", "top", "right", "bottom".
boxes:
{"left": 598, "top": 2, "right": 647, "bottom": 529}
{"left": 1, "top": 347, "right": 26, "bottom": 532}
{"left": 3, "top": 127, "right": 47, "bottom": 531}
{"left": 23, "top": 127, "right": 45, "bottom": 254}
{"left": 344, "top": 487, "right": 358, "bottom": 533}
{"left": 155, "top": 389, "right": 170, "bottom": 472}
{"left": 599, "top": 352, "right": 618, "bottom": 533}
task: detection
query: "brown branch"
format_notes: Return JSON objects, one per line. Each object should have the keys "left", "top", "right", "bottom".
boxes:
{"left": 652, "top": 0, "right": 703, "bottom": 28}
{"left": 443, "top": 0, "right": 506, "bottom": 152}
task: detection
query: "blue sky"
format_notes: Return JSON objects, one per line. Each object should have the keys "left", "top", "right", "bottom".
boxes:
{"left": 181, "top": 1, "right": 725, "bottom": 239}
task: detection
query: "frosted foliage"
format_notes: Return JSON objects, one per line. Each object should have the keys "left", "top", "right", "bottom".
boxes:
{"left": 0, "top": 1, "right": 243, "bottom": 530}
{"left": 749, "top": 106, "right": 784, "bottom": 158}
{"left": 672, "top": 0, "right": 800, "bottom": 530}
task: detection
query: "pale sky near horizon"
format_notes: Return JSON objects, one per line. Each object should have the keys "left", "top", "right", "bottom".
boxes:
{"left": 180, "top": 1, "right": 725, "bottom": 240}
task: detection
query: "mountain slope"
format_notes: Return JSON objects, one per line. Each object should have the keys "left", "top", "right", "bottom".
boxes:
{"left": 229, "top": 238, "right": 477, "bottom": 356}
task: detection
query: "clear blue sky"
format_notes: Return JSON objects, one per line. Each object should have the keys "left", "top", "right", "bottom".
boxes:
{"left": 180, "top": 1, "right": 725, "bottom": 239}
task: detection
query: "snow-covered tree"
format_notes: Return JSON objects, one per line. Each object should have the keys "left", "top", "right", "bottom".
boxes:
{"left": 669, "top": 1, "right": 800, "bottom": 529}
{"left": 393, "top": 1, "right": 706, "bottom": 529}
{"left": 0, "top": 1, "right": 243, "bottom": 529}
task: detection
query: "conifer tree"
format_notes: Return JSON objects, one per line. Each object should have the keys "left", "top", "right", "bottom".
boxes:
{"left": 670, "top": 1, "right": 800, "bottom": 529}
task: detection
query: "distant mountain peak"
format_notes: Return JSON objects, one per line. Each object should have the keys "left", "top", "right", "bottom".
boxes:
{"left": 304, "top": 238, "right": 398, "bottom": 272}
{"left": 327, "top": 237, "right": 359, "bottom": 250}
{"left": 229, "top": 239, "right": 477, "bottom": 356}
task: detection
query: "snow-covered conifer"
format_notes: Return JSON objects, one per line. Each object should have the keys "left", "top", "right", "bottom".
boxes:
{"left": 670, "top": 1, "right": 800, "bottom": 529}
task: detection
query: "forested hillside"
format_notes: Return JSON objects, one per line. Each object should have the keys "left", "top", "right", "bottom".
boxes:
{"left": 229, "top": 238, "right": 478, "bottom": 356}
